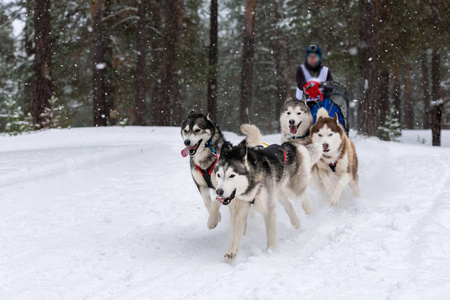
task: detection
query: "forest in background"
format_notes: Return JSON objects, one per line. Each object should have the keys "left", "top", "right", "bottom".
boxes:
{"left": 0, "top": 0, "right": 448, "bottom": 144}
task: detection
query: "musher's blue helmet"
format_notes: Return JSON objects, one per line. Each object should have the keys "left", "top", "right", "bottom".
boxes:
{"left": 305, "top": 45, "right": 322, "bottom": 65}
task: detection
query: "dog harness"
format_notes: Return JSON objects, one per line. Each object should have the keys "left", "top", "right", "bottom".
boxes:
{"left": 262, "top": 144, "right": 287, "bottom": 165}
{"left": 194, "top": 139, "right": 218, "bottom": 189}
{"left": 328, "top": 160, "right": 338, "bottom": 172}
{"left": 250, "top": 184, "right": 262, "bottom": 205}
{"left": 195, "top": 155, "right": 218, "bottom": 189}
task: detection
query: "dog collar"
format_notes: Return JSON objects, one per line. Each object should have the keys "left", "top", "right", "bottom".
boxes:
{"left": 285, "top": 129, "right": 310, "bottom": 140}
{"left": 204, "top": 138, "right": 216, "bottom": 155}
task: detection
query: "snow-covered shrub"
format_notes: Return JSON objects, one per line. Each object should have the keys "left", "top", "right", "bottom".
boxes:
{"left": 379, "top": 107, "right": 402, "bottom": 142}
{"left": 0, "top": 97, "right": 33, "bottom": 135}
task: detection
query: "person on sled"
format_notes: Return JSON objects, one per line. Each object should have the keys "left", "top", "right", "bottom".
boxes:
{"left": 295, "top": 45, "right": 349, "bottom": 134}
{"left": 296, "top": 45, "right": 333, "bottom": 109}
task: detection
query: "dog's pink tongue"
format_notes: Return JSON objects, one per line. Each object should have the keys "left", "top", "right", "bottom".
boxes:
{"left": 181, "top": 146, "right": 194, "bottom": 157}
{"left": 289, "top": 126, "right": 297, "bottom": 134}
{"left": 216, "top": 197, "right": 224, "bottom": 203}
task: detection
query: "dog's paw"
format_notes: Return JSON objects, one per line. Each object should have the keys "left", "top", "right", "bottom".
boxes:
{"left": 207, "top": 213, "right": 221, "bottom": 229}
{"left": 290, "top": 216, "right": 301, "bottom": 229}
{"left": 302, "top": 200, "right": 312, "bottom": 215}
{"left": 224, "top": 251, "right": 237, "bottom": 262}
{"left": 329, "top": 194, "right": 340, "bottom": 206}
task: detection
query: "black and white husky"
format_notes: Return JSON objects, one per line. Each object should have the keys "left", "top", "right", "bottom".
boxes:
{"left": 280, "top": 97, "right": 313, "bottom": 145}
{"left": 180, "top": 112, "right": 229, "bottom": 229}
{"left": 214, "top": 124, "right": 320, "bottom": 261}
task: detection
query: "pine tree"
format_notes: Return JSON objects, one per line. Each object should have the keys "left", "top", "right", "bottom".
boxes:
{"left": 0, "top": 97, "right": 33, "bottom": 135}
{"left": 379, "top": 107, "right": 402, "bottom": 142}
{"left": 39, "top": 96, "right": 68, "bottom": 129}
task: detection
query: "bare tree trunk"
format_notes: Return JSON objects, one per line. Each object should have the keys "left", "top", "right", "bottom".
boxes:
{"left": 273, "top": 0, "right": 286, "bottom": 132}
{"left": 149, "top": 0, "right": 162, "bottom": 125}
{"left": 422, "top": 52, "right": 430, "bottom": 129}
{"left": 378, "top": 69, "right": 390, "bottom": 139}
{"left": 431, "top": 49, "right": 443, "bottom": 146}
{"left": 135, "top": 0, "right": 148, "bottom": 125}
{"left": 111, "top": 47, "right": 120, "bottom": 125}
{"left": 391, "top": 66, "right": 401, "bottom": 123}
{"left": 357, "top": 0, "right": 379, "bottom": 136}
{"left": 91, "top": 0, "right": 107, "bottom": 126}
{"left": 207, "top": 0, "right": 218, "bottom": 121}
{"left": 285, "top": 35, "right": 292, "bottom": 96}
{"left": 403, "top": 65, "right": 412, "bottom": 129}
{"left": 377, "top": 0, "right": 390, "bottom": 140}
{"left": 160, "top": 0, "right": 178, "bottom": 126}
{"left": 239, "top": 0, "right": 256, "bottom": 124}
{"left": 33, "top": 0, "right": 52, "bottom": 128}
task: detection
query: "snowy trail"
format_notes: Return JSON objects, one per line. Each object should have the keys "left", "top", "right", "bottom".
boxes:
{"left": 0, "top": 127, "right": 449, "bottom": 299}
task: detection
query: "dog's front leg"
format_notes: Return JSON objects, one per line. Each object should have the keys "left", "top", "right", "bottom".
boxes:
{"left": 318, "top": 168, "right": 334, "bottom": 197}
{"left": 199, "top": 186, "right": 221, "bottom": 229}
{"left": 207, "top": 196, "right": 222, "bottom": 229}
{"left": 329, "top": 172, "right": 352, "bottom": 205}
{"left": 224, "top": 200, "right": 250, "bottom": 262}
{"left": 199, "top": 186, "right": 212, "bottom": 212}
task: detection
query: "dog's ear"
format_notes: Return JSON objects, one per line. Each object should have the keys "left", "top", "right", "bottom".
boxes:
{"left": 238, "top": 145, "right": 248, "bottom": 160}
{"left": 237, "top": 139, "right": 248, "bottom": 159}
{"left": 205, "top": 113, "right": 214, "bottom": 123}
{"left": 333, "top": 113, "right": 338, "bottom": 122}
{"left": 189, "top": 110, "right": 195, "bottom": 116}
{"left": 302, "top": 94, "right": 308, "bottom": 105}
{"left": 284, "top": 97, "right": 292, "bottom": 104}
{"left": 220, "top": 142, "right": 232, "bottom": 154}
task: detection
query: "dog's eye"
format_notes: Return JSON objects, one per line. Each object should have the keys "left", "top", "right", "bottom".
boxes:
{"left": 328, "top": 133, "right": 333, "bottom": 136}
{"left": 183, "top": 130, "right": 188, "bottom": 134}
{"left": 229, "top": 174, "right": 235, "bottom": 178}
{"left": 217, "top": 173, "right": 221, "bottom": 178}
{"left": 297, "top": 112, "right": 301, "bottom": 115}
{"left": 287, "top": 112, "right": 290, "bottom": 115}
{"left": 318, "top": 134, "right": 323, "bottom": 137}
{"left": 194, "top": 129, "right": 201, "bottom": 133}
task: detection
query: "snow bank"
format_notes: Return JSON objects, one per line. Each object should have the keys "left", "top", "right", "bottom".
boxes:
{"left": 0, "top": 127, "right": 449, "bottom": 299}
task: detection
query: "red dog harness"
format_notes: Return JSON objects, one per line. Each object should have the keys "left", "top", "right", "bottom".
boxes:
{"left": 195, "top": 155, "right": 218, "bottom": 189}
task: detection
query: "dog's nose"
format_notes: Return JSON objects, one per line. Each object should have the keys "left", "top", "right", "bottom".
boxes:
{"left": 289, "top": 119, "right": 295, "bottom": 125}
{"left": 184, "top": 140, "right": 191, "bottom": 146}
{"left": 323, "top": 143, "right": 329, "bottom": 149}
{"left": 216, "top": 188, "right": 224, "bottom": 197}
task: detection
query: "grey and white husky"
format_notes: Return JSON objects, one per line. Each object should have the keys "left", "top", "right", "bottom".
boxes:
{"left": 280, "top": 97, "right": 314, "bottom": 145}
{"left": 180, "top": 111, "right": 229, "bottom": 229}
{"left": 214, "top": 124, "right": 320, "bottom": 261}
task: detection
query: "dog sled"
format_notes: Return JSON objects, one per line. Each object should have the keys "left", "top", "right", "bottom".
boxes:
{"left": 304, "top": 80, "right": 350, "bottom": 135}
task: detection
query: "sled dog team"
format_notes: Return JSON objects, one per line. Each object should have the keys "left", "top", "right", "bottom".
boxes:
{"left": 180, "top": 98, "right": 359, "bottom": 262}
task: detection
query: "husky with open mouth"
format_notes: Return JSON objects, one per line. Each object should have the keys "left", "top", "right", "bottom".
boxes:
{"left": 214, "top": 124, "right": 320, "bottom": 261}
{"left": 181, "top": 111, "right": 230, "bottom": 229}
{"left": 280, "top": 97, "right": 314, "bottom": 145}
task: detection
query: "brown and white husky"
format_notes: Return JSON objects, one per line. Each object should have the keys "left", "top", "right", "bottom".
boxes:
{"left": 310, "top": 108, "right": 360, "bottom": 205}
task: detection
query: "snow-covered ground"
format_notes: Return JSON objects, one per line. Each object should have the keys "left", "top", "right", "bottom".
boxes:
{"left": 1, "top": 127, "right": 449, "bottom": 299}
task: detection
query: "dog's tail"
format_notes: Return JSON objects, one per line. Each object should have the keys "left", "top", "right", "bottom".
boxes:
{"left": 316, "top": 107, "right": 329, "bottom": 120}
{"left": 240, "top": 124, "right": 263, "bottom": 147}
